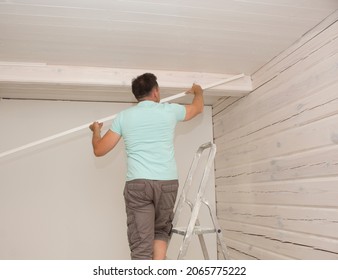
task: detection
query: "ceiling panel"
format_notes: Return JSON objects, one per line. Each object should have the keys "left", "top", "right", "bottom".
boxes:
{"left": 0, "top": 0, "right": 337, "bottom": 102}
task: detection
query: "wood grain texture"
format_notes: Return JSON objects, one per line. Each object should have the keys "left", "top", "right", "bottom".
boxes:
{"left": 1, "top": 0, "right": 337, "bottom": 75}
{"left": 213, "top": 12, "right": 338, "bottom": 260}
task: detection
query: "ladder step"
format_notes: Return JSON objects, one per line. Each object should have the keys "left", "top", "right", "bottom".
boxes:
{"left": 172, "top": 226, "right": 216, "bottom": 235}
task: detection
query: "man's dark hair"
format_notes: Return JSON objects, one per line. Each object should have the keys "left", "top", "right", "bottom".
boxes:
{"left": 131, "top": 73, "right": 158, "bottom": 101}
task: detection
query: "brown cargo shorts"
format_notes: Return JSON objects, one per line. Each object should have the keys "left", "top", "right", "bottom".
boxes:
{"left": 123, "top": 179, "right": 179, "bottom": 260}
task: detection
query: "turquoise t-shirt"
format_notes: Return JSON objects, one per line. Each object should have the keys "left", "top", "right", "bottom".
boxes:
{"left": 111, "top": 101, "right": 186, "bottom": 181}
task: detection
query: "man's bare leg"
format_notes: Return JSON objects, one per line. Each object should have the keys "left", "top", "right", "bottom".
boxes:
{"left": 153, "top": 240, "right": 167, "bottom": 260}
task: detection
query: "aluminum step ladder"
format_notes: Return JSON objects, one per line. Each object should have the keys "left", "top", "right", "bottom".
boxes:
{"left": 169, "top": 142, "right": 229, "bottom": 260}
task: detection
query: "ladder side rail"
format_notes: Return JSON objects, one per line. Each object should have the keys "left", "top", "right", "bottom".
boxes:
{"left": 169, "top": 145, "right": 205, "bottom": 251}
{"left": 195, "top": 217, "right": 210, "bottom": 260}
{"left": 202, "top": 198, "right": 229, "bottom": 260}
{"left": 177, "top": 143, "right": 216, "bottom": 259}
{"left": 197, "top": 229, "right": 210, "bottom": 259}
{"left": 182, "top": 197, "right": 210, "bottom": 259}
{"left": 194, "top": 143, "right": 217, "bottom": 199}
{"left": 177, "top": 197, "right": 203, "bottom": 259}
{"left": 174, "top": 141, "right": 214, "bottom": 216}
{"left": 189, "top": 144, "right": 217, "bottom": 260}
{"left": 172, "top": 146, "right": 204, "bottom": 228}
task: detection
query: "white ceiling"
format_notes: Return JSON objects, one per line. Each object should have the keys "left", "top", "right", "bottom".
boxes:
{"left": 0, "top": 0, "right": 337, "bottom": 104}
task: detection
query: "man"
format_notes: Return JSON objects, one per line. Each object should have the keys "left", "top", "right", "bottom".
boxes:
{"left": 89, "top": 73, "right": 203, "bottom": 260}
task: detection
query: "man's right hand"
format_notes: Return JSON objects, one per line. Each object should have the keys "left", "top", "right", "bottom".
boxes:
{"left": 184, "top": 83, "right": 204, "bottom": 121}
{"left": 186, "top": 83, "right": 203, "bottom": 95}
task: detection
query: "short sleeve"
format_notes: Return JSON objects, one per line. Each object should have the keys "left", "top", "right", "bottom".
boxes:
{"left": 110, "top": 112, "right": 122, "bottom": 135}
{"left": 170, "top": 103, "right": 186, "bottom": 121}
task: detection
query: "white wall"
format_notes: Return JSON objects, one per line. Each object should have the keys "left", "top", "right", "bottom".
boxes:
{"left": 0, "top": 99, "right": 215, "bottom": 260}
{"left": 213, "top": 12, "right": 338, "bottom": 259}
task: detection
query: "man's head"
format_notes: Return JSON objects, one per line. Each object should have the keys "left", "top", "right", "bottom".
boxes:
{"left": 132, "top": 73, "right": 159, "bottom": 102}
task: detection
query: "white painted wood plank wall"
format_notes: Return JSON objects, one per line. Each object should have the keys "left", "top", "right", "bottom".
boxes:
{"left": 1, "top": 0, "right": 337, "bottom": 74}
{"left": 213, "top": 11, "right": 338, "bottom": 260}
